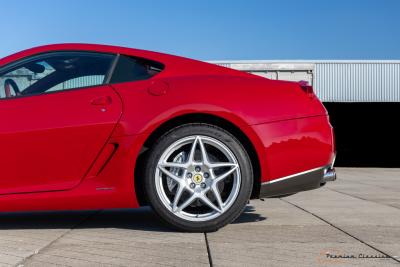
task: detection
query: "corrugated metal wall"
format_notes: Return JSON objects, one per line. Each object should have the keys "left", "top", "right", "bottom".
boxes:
{"left": 211, "top": 60, "right": 400, "bottom": 102}
{"left": 315, "top": 62, "right": 400, "bottom": 102}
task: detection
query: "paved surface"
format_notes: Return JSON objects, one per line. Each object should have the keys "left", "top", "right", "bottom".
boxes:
{"left": 0, "top": 168, "right": 399, "bottom": 267}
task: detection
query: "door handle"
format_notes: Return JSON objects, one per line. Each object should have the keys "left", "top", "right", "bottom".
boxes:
{"left": 91, "top": 96, "right": 113, "bottom": 106}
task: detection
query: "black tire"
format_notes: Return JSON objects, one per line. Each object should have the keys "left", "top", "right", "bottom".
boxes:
{"left": 143, "top": 123, "right": 253, "bottom": 232}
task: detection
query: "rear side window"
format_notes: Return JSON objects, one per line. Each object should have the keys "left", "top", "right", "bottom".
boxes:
{"left": 109, "top": 55, "right": 164, "bottom": 84}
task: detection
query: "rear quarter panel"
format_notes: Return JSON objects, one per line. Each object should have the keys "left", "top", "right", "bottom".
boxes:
{"left": 112, "top": 74, "right": 333, "bottom": 184}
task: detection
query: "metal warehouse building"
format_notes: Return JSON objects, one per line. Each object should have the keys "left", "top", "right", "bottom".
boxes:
{"left": 211, "top": 60, "right": 400, "bottom": 102}
{"left": 211, "top": 60, "right": 400, "bottom": 167}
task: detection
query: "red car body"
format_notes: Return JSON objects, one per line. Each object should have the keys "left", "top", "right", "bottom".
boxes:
{"left": 0, "top": 44, "right": 335, "bottom": 212}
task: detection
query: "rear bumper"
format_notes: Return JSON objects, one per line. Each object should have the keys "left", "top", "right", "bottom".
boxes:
{"left": 259, "top": 165, "right": 336, "bottom": 198}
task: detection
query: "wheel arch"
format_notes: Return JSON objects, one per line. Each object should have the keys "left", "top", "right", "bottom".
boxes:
{"left": 134, "top": 113, "right": 263, "bottom": 206}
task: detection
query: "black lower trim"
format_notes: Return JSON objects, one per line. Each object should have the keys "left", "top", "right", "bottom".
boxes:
{"left": 259, "top": 166, "right": 333, "bottom": 198}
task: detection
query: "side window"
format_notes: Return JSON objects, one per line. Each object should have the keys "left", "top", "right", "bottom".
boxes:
{"left": 109, "top": 55, "right": 164, "bottom": 84}
{"left": 0, "top": 52, "right": 115, "bottom": 99}
{"left": 0, "top": 61, "right": 55, "bottom": 98}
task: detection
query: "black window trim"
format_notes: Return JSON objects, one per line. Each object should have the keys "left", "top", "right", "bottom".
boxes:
{"left": 104, "top": 54, "right": 120, "bottom": 84}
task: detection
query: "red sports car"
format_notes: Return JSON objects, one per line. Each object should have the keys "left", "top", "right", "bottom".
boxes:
{"left": 0, "top": 44, "right": 336, "bottom": 232}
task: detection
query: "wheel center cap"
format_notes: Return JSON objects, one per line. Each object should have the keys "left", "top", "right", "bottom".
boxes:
{"left": 192, "top": 174, "right": 203, "bottom": 184}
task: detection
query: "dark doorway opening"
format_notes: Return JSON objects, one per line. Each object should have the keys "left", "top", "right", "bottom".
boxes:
{"left": 323, "top": 102, "right": 400, "bottom": 167}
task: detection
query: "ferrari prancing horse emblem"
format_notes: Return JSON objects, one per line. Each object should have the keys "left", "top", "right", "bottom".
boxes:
{"left": 192, "top": 174, "right": 203, "bottom": 184}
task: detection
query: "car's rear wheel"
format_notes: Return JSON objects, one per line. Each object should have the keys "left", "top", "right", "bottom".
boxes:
{"left": 144, "top": 124, "right": 253, "bottom": 232}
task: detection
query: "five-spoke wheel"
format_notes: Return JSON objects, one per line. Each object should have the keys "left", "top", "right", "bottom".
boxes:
{"left": 144, "top": 124, "right": 253, "bottom": 232}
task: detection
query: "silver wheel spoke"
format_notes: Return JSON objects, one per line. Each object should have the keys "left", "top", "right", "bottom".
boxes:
{"left": 188, "top": 136, "right": 200, "bottom": 163}
{"left": 209, "top": 162, "right": 238, "bottom": 168}
{"left": 172, "top": 184, "right": 185, "bottom": 212}
{"left": 211, "top": 184, "right": 224, "bottom": 211}
{"left": 159, "top": 162, "right": 187, "bottom": 169}
{"left": 198, "top": 137, "right": 209, "bottom": 164}
{"left": 177, "top": 194, "right": 196, "bottom": 212}
{"left": 214, "top": 165, "right": 239, "bottom": 183}
{"left": 200, "top": 194, "right": 222, "bottom": 213}
{"left": 159, "top": 166, "right": 182, "bottom": 183}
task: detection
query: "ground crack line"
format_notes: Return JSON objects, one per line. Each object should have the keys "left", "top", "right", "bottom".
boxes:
{"left": 15, "top": 210, "right": 102, "bottom": 267}
{"left": 327, "top": 187, "right": 400, "bottom": 210}
{"left": 281, "top": 199, "right": 400, "bottom": 264}
{"left": 204, "top": 232, "right": 214, "bottom": 267}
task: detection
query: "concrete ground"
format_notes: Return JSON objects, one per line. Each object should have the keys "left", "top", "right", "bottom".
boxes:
{"left": 0, "top": 168, "right": 399, "bottom": 267}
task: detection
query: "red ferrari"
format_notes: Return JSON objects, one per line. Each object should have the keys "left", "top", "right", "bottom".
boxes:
{"left": 0, "top": 44, "right": 336, "bottom": 232}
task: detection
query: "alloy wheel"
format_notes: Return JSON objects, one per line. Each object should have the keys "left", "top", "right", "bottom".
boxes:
{"left": 155, "top": 135, "right": 241, "bottom": 222}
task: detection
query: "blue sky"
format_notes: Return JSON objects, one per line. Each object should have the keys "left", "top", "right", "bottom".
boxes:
{"left": 1, "top": 0, "right": 399, "bottom": 60}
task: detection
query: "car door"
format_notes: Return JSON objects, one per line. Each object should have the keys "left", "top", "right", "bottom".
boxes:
{"left": 0, "top": 52, "right": 122, "bottom": 194}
